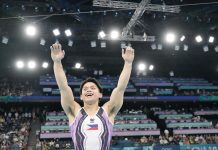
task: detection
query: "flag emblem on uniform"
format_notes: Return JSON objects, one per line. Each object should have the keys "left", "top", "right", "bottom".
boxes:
{"left": 87, "top": 124, "right": 98, "bottom": 130}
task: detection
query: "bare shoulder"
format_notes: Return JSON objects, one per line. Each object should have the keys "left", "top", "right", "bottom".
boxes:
{"left": 102, "top": 102, "right": 116, "bottom": 123}
{"left": 68, "top": 102, "right": 81, "bottom": 124}
{"left": 102, "top": 102, "right": 110, "bottom": 115}
{"left": 70, "top": 100, "right": 81, "bottom": 116}
{"left": 102, "top": 101, "right": 116, "bottom": 118}
{"left": 61, "top": 97, "right": 81, "bottom": 124}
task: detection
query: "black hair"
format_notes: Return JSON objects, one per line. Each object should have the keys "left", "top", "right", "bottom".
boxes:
{"left": 79, "top": 77, "right": 103, "bottom": 95}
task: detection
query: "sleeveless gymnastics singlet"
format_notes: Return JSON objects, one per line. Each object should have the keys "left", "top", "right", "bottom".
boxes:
{"left": 70, "top": 107, "right": 113, "bottom": 150}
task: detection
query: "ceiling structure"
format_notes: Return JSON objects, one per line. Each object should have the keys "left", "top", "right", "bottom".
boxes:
{"left": 0, "top": 0, "right": 218, "bottom": 80}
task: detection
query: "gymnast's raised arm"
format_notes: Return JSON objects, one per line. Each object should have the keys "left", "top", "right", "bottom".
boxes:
{"left": 50, "top": 43, "right": 81, "bottom": 123}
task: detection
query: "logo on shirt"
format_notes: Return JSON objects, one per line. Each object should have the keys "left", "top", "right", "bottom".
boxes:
{"left": 87, "top": 124, "right": 98, "bottom": 130}
{"left": 90, "top": 118, "right": 95, "bottom": 123}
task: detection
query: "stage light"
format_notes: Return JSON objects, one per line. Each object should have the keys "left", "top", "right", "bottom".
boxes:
{"left": 26, "top": 25, "right": 37, "bottom": 37}
{"left": 215, "top": 46, "right": 218, "bottom": 52}
{"left": 21, "top": 5, "right": 25, "bottom": 11}
{"left": 195, "top": 35, "right": 203, "bottom": 43}
{"left": 157, "top": 44, "right": 162, "bottom": 50}
{"left": 143, "top": 33, "right": 147, "bottom": 41}
{"left": 138, "top": 63, "right": 147, "bottom": 71}
{"left": 94, "top": 70, "right": 98, "bottom": 75}
{"left": 203, "top": 46, "right": 209, "bottom": 52}
{"left": 34, "top": 7, "right": 39, "bottom": 12}
{"left": 110, "top": 30, "right": 119, "bottom": 40}
{"left": 53, "top": 28, "right": 60, "bottom": 36}
{"left": 91, "top": 41, "right": 96, "bottom": 47}
{"left": 99, "top": 70, "right": 103, "bottom": 75}
{"left": 65, "top": 29, "right": 72, "bottom": 37}
{"left": 16, "top": 60, "right": 24, "bottom": 69}
{"left": 40, "top": 38, "right": 46, "bottom": 46}
{"left": 62, "top": 9, "right": 66, "bottom": 13}
{"left": 149, "top": 65, "right": 154, "bottom": 71}
{"left": 68, "top": 40, "right": 73, "bottom": 47}
{"left": 100, "top": 41, "right": 106, "bottom": 48}
{"left": 115, "top": 12, "right": 118, "bottom": 17}
{"left": 169, "top": 71, "right": 174, "bottom": 77}
{"left": 28, "top": 60, "right": 36, "bottom": 69}
{"left": 165, "top": 32, "right": 176, "bottom": 43}
{"left": 175, "top": 45, "right": 180, "bottom": 51}
{"left": 49, "top": 6, "right": 53, "bottom": 13}
{"left": 184, "top": 44, "right": 188, "bottom": 51}
{"left": 209, "top": 36, "right": 214, "bottom": 43}
{"left": 2, "top": 36, "right": 8, "bottom": 44}
{"left": 98, "top": 31, "right": 106, "bottom": 38}
{"left": 151, "top": 44, "right": 157, "bottom": 50}
{"left": 42, "top": 62, "right": 48, "bottom": 68}
{"left": 180, "top": 35, "right": 185, "bottom": 41}
{"left": 75, "top": 63, "right": 81, "bottom": 69}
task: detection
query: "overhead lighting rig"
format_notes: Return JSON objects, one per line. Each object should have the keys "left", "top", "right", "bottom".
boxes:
{"left": 93, "top": 0, "right": 180, "bottom": 13}
{"left": 94, "top": 0, "right": 180, "bottom": 42}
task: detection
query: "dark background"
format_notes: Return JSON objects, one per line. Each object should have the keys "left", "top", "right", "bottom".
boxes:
{"left": 0, "top": 0, "right": 218, "bottom": 80}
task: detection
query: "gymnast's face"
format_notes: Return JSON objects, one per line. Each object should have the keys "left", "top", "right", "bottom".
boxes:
{"left": 80, "top": 82, "right": 102, "bottom": 104}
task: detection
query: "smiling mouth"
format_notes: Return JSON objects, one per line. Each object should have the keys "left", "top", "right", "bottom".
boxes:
{"left": 85, "top": 93, "right": 94, "bottom": 97}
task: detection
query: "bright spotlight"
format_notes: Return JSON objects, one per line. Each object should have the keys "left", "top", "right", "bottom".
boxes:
{"left": 138, "top": 63, "right": 146, "bottom": 71}
{"left": 175, "top": 45, "right": 180, "bottom": 51}
{"left": 209, "top": 36, "right": 214, "bottom": 43}
{"left": 149, "top": 65, "right": 154, "bottom": 71}
{"left": 98, "top": 31, "right": 106, "bottom": 38}
{"left": 16, "top": 60, "right": 24, "bottom": 69}
{"left": 40, "top": 38, "right": 46, "bottom": 46}
{"left": 157, "top": 44, "right": 163, "bottom": 50}
{"left": 169, "top": 71, "right": 174, "bottom": 77}
{"left": 180, "top": 35, "right": 185, "bottom": 41}
{"left": 215, "top": 46, "right": 218, "bottom": 52}
{"left": 91, "top": 41, "right": 96, "bottom": 47}
{"left": 68, "top": 40, "right": 73, "bottom": 47}
{"left": 2, "top": 36, "right": 8, "bottom": 44}
{"left": 184, "top": 44, "right": 188, "bottom": 51}
{"left": 53, "top": 28, "right": 60, "bottom": 36}
{"left": 100, "top": 41, "right": 106, "bottom": 48}
{"left": 75, "top": 63, "right": 81, "bottom": 69}
{"left": 195, "top": 35, "right": 203, "bottom": 43}
{"left": 28, "top": 60, "right": 36, "bottom": 69}
{"left": 65, "top": 29, "right": 72, "bottom": 37}
{"left": 26, "top": 25, "right": 36, "bottom": 36}
{"left": 151, "top": 44, "right": 157, "bottom": 50}
{"left": 165, "top": 32, "right": 176, "bottom": 43}
{"left": 42, "top": 62, "right": 48, "bottom": 68}
{"left": 110, "top": 30, "right": 119, "bottom": 40}
{"left": 203, "top": 46, "right": 209, "bottom": 52}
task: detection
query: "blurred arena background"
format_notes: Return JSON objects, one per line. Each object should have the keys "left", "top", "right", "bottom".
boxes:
{"left": 0, "top": 0, "right": 218, "bottom": 149}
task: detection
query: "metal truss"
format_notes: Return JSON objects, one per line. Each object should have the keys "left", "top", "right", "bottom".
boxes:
{"left": 93, "top": 0, "right": 180, "bottom": 13}
{"left": 94, "top": 0, "right": 180, "bottom": 42}
{"left": 122, "top": 0, "right": 151, "bottom": 37}
{"left": 98, "top": 34, "right": 155, "bottom": 42}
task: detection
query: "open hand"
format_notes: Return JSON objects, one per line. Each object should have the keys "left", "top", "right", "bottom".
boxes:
{"left": 122, "top": 46, "right": 135, "bottom": 63}
{"left": 50, "top": 43, "right": 65, "bottom": 62}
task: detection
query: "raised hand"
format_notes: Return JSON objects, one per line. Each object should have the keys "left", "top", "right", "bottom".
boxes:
{"left": 122, "top": 46, "right": 135, "bottom": 64}
{"left": 50, "top": 43, "right": 65, "bottom": 63}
